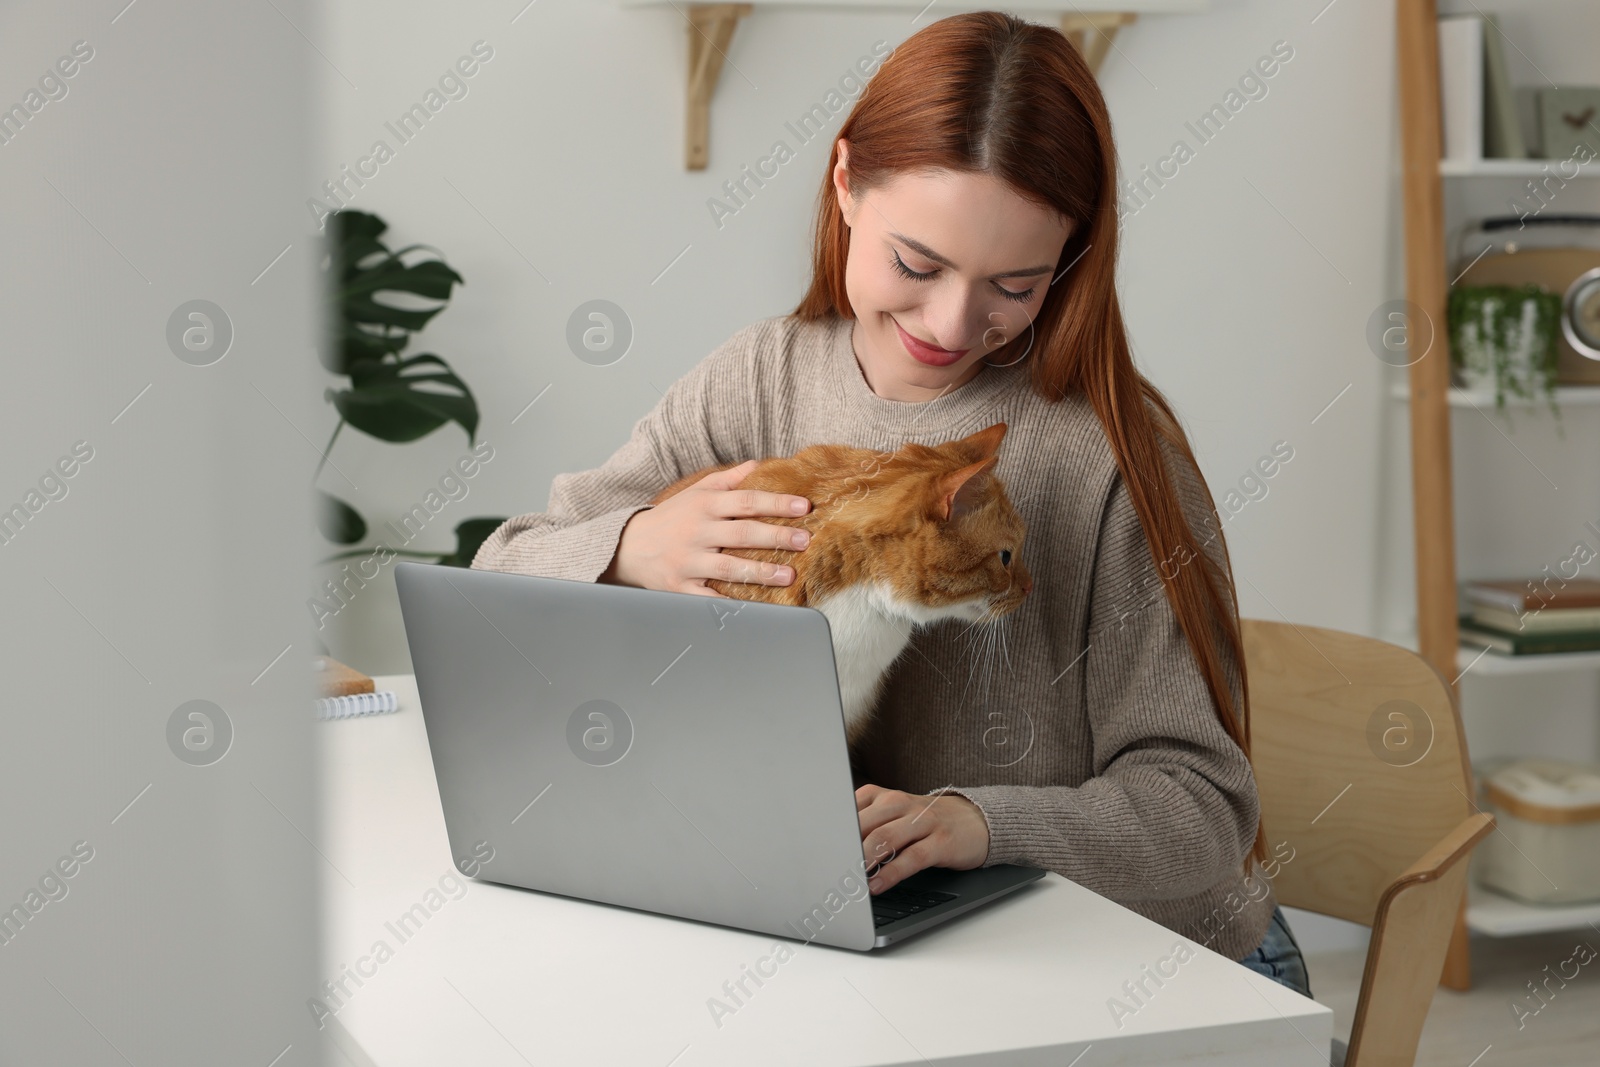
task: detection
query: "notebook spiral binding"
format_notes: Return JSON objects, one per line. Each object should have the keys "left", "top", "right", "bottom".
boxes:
{"left": 315, "top": 690, "right": 399, "bottom": 721}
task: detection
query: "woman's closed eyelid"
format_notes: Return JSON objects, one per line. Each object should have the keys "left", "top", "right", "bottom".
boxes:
{"left": 892, "top": 249, "right": 1035, "bottom": 301}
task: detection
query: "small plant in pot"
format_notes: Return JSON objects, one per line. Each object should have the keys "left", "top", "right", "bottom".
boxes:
{"left": 315, "top": 208, "right": 505, "bottom": 566}
{"left": 1447, "top": 283, "right": 1562, "bottom": 420}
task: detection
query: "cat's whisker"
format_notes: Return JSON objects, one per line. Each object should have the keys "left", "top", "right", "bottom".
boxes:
{"left": 999, "top": 616, "right": 1015, "bottom": 676}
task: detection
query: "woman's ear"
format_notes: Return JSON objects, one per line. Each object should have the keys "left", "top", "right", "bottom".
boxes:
{"left": 832, "top": 138, "right": 855, "bottom": 226}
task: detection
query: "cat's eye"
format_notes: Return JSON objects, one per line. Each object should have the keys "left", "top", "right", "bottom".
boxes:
{"left": 999, "top": 549, "right": 1012, "bottom": 567}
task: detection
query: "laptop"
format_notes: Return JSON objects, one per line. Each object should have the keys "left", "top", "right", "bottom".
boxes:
{"left": 394, "top": 561, "right": 1045, "bottom": 951}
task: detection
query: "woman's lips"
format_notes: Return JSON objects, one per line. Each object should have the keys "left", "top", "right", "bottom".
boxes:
{"left": 894, "top": 319, "right": 969, "bottom": 367}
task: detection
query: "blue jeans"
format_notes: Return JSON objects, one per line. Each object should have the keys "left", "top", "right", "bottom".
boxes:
{"left": 1236, "top": 905, "right": 1312, "bottom": 998}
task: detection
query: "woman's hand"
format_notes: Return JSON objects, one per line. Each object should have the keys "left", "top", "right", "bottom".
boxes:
{"left": 604, "top": 460, "right": 812, "bottom": 596}
{"left": 855, "top": 784, "right": 991, "bottom": 893}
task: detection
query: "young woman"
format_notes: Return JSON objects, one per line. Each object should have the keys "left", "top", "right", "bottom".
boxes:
{"left": 473, "top": 11, "right": 1311, "bottom": 997}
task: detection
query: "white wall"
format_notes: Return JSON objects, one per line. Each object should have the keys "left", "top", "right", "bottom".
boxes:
{"left": 315, "top": 0, "right": 1396, "bottom": 675}
{"left": 1, "top": 0, "right": 320, "bottom": 1060}
{"left": 313, "top": 0, "right": 1599, "bottom": 956}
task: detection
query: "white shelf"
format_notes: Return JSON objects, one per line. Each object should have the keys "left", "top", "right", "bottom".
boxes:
{"left": 1466, "top": 882, "right": 1600, "bottom": 937}
{"left": 1441, "top": 158, "right": 1600, "bottom": 178}
{"left": 1388, "top": 382, "right": 1600, "bottom": 407}
{"left": 1456, "top": 643, "right": 1600, "bottom": 676}
{"left": 1379, "top": 630, "right": 1600, "bottom": 676}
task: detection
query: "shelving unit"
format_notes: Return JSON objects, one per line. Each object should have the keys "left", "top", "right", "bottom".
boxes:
{"left": 1378, "top": 625, "right": 1600, "bottom": 938}
{"left": 1395, "top": 0, "right": 1600, "bottom": 986}
{"left": 619, "top": 0, "right": 1211, "bottom": 168}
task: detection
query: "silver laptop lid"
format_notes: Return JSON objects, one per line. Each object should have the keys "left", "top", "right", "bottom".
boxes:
{"left": 394, "top": 561, "right": 878, "bottom": 951}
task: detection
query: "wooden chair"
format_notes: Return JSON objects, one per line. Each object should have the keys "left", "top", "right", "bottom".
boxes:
{"left": 1242, "top": 620, "right": 1495, "bottom": 1067}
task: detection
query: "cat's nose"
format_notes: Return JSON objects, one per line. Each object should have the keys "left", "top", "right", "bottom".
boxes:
{"left": 1020, "top": 573, "right": 1033, "bottom": 596}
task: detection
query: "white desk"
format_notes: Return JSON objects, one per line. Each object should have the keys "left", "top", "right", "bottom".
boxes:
{"left": 318, "top": 674, "right": 1331, "bottom": 1066}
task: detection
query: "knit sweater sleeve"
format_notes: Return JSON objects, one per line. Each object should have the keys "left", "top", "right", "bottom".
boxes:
{"left": 940, "top": 443, "right": 1258, "bottom": 902}
{"left": 469, "top": 324, "right": 759, "bottom": 581}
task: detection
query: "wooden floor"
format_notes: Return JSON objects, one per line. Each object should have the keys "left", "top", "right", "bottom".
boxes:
{"left": 1306, "top": 930, "right": 1600, "bottom": 1065}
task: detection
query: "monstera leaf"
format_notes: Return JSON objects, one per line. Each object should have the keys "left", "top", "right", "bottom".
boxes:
{"left": 316, "top": 491, "right": 367, "bottom": 545}
{"left": 329, "top": 353, "right": 479, "bottom": 444}
{"left": 313, "top": 209, "right": 504, "bottom": 562}
{"left": 321, "top": 210, "right": 464, "bottom": 375}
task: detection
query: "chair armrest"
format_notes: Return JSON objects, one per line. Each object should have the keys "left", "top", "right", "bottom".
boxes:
{"left": 1345, "top": 813, "right": 1495, "bottom": 1067}
{"left": 1391, "top": 811, "right": 1495, "bottom": 886}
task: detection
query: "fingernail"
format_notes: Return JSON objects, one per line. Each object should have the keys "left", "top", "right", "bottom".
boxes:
{"left": 791, "top": 530, "right": 810, "bottom": 548}
{"left": 790, "top": 498, "right": 808, "bottom": 514}
{"left": 776, "top": 566, "right": 793, "bottom": 582}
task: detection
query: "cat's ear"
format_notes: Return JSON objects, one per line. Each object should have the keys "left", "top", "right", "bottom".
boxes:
{"left": 934, "top": 456, "right": 998, "bottom": 523}
{"left": 946, "top": 422, "right": 1007, "bottom": 463}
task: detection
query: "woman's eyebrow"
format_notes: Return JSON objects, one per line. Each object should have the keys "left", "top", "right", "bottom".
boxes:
{"left": 888, "top": 232, "right": 1054, "bottom": 279}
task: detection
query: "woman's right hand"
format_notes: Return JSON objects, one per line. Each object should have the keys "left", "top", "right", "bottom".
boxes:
{"left": 604, "top": 460, "right": 813, "bottom": 596}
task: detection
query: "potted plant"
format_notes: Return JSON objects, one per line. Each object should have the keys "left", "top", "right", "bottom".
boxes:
{"left": 315, "top": 209, "right": 504, "bottom": 566}
{"left": 1447, "top": 283, "right": 1562, "bottom": 417}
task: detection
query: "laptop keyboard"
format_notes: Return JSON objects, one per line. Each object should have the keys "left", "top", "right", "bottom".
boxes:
{"left": 871, "top": 885, "right": 958, "bottom": 928}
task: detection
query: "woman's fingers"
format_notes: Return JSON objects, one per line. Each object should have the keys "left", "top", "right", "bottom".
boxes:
{"left": 708, "top": 484, "right": 811, "bottom": 521}
{"left": 705, "top": 550, "right": 794, "bottom": 586}
{"left": 718, "top": 518, "right": 811, "bottom": 552}
{"left": 694, "top": 459, "right": 760, "bottom": 491}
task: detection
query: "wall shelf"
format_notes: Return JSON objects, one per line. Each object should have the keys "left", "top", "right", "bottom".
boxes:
{"left": 1457, "top": 643, "right": 1600, "bottom": 677}
{"left": 1441, "top": 157, "right": 1600, "bottom": 178}
{"left": 1388, "top": 382, "right": 1600, "bottom": 407}
{"left": 1383, "top": 630, "right": 1600, "bottom": 676}
{"left": 1466, "top": 882, "right": 1600, "bottom": 937}
{"left": 619, "top": 0, "right": 1211, "bottom": 168}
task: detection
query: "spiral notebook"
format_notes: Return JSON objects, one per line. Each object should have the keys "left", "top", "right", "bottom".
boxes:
{"left": 315, "top": 690, "right": 399, "bottom": 721}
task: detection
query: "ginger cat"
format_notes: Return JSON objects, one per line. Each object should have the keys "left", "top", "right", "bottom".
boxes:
{"left": 649, "top": 422, "right": 1032, "bottom": 745}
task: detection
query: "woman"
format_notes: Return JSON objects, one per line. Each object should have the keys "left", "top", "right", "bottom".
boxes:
{"left": 473, "top": 11, "right": 1311, "bottom": 998}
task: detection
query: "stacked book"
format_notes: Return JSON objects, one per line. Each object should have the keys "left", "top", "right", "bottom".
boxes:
{"left": 1460, "top": 578, "right": 1600, "bottom": 655}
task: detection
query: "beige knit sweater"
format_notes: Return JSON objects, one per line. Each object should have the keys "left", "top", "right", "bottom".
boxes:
{"left": 472, "top": 312, "right": 1278, "bottom": 962}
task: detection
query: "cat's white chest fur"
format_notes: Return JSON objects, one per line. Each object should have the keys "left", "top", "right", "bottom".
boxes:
{"left": 810, "top": 583, "right": 983, "bottom": 743}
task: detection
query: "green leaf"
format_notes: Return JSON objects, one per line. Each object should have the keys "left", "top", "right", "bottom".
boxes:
{"left": 316, "top": 491, "right": 367, "bottom": 544}
{"left": 330, "top": 354, "right": 479, "bottom": 444}
{"left": 435, "top": 517, "right": 507, "bottom": 567}
{"left": 333, "top": 319, "right": 408, "bottom": 371}
{"left": 319, "top": 210, "right": 464, "bottom": 375}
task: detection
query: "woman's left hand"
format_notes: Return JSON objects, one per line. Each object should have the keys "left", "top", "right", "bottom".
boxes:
{"left": 855, "top": 784, "right": 990, "bottom": 893}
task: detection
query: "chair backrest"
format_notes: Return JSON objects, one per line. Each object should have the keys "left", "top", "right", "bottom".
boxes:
{"left": 1241, "top": 619, "right": 1476, "bottom": 926}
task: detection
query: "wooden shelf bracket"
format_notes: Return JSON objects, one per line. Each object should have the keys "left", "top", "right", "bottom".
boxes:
{"left": 669, "top": 4, "right": 1144, "bottom": 170}
{"left": 1060, "top": 12, "right": 1138, "bottom": 75}
{"left": 685, "top": 3, "right": 752, "bottom": 171}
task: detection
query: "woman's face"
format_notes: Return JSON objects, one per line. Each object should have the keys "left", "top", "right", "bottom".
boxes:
{"left": 832, "top": 139, "right": 1074, "bottom": 402}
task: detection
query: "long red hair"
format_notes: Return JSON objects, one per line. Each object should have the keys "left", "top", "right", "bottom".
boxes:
{"left": 793, "top": 11, "right": 1266, "bottom": 871}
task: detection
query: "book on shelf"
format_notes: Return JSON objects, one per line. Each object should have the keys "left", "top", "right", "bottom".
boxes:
{"left": 1464, "top": 577, "right": 1600, "bottom": 614}
{"left": 1459, "top": 617, "right": 1600, "bottom": 656}
{"left": 1481, "top": 14, "right": 1527, "bottom": 159}
{"left": 1437, "top": 15, "right": 1484, "bottom": 162}
{"left": 1471, "top": 603, "right": 1600, "bottom": 635}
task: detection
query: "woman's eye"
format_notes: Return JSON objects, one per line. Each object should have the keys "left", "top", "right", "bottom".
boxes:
{"left": 890, "top": 252, "right": 1034, "bottom": 304}
{"left": 999, "top": 549, "right": 1012, "bottom": 567}
{"left": 890, "top": 250, "right": 935, "bottom": 282}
